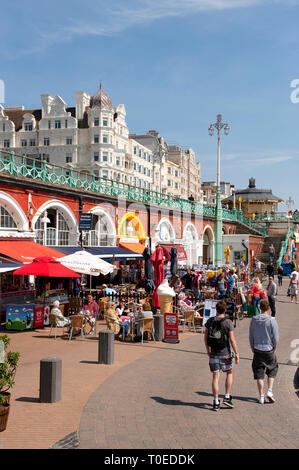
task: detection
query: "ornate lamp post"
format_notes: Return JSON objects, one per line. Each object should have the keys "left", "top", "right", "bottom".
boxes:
{"left": 208, "top": 114, "right": 230, "bottom": 267}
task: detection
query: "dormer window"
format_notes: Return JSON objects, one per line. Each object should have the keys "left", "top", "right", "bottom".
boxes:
{"left": 24, "top": 123, "right": 33, "bottom": 131}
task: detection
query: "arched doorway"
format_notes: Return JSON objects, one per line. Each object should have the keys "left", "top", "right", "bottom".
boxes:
{"left": 0, "top": 192, "right": 29, "bottom": 232}
{"left": 154, "top": 218, "right": 176, "bottom": 244}
{"left": 183, "top": 222, "right": 199, "bottom": 266}
{"left": 87, "top": 207, "right": 116, "bottom": 246}
{"left": 202, "top": 226, "right": 214, "bottom": 264}
{"left": 33, "top": 200, "right": 77, "bottom": 246}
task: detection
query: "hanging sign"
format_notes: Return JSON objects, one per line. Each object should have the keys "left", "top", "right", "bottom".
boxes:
{"left": 79, "top": 213, "right": 93, "bottom": 231}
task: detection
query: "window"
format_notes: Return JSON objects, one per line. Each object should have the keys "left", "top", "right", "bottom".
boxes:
{"left": 94, "top": 135, "right": 99, "bottom": 143}
{"left": 29, "top": 139, "right": 36, "bottom": 147}
{"left": 4, "top": 140, "right": 10, "bottom": 148}
{"left": 0, "top": 206, "right": 17, "bottom": 229}
{"left": 116, "top": 158, "right": 120, "bottom": 166}
{"left": 48, "top": 120, "right": 51, "bottom": 129}
{"left": 102, "top": 117, "right": 108, "bottom": 126}
{"left": 2, "top": 124, "right": 5, "bottom": 132}
{"left": 144, "top": 152, "right": 147, "bottom": 160}
{"left": 65, "top": 120, "right": 68, "bottom": 128}
{"left": 41, "top": 153, "right": 50, "bottom": 162}
{"left": 24, "top": 123, "right": 33, "bottom": 131}
{"left": 66, "top": 154, "right": 72, "bottom": 163}
{"left": 168, "top": 167, "right": 172, "bottom": 174}
{"left": 175, "top": 170, "right": 179, "bottom": 177}
{"left": 134, "top": 146, "right": 137, "bottom": 155}
{"left": 175, "top": 182, "right": 179, "bottom": 189}
{"left": 93, "top": 170, "right": 99, "bottom": 180}
{"left": 66, "top": 137, "right": 72, "bottom": 145}
{"left": 168, "top": 180, "right": 171, "bottom": 187}
{"left": 21, "top": 140, "right": 27, "bottom": 147}
{"left": 44, "top": 138, "right": 50, "bottom": 146}
{"left": 103, "top": 135, "right": 108, "bottom": 143}
{"left": 148, "top": 154, "right": 151, "bottom": 162}
{"left": 139, "top": 165, "right": 142, "bottom": 173}
{"left": 94, "top": 117, "right": 99, "bottom": 126}
{"left": 102, "top": 152, "right": 108, "bottom": 162}
{"left": 148, "top": 169, "right": 151, "bottom": 177}
{"left": 143, "top": 168, "right": 146, "bottom": 175}
{"left": 102, "top": 169, "right": 108, "bottom": 179}
{"left": 139, "top": 149, "right": 142, "bottom": 157}
{"left": 94, "top": 152, "right": 99, "bottom": 162}
{"left": 133, "top": 163, "right": 137, "bottom": 170}
{"left": 55, "top": 120, "right": 61, "bottom": 129}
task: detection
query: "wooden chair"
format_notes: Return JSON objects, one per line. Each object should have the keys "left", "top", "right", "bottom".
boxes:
{"left": 140, "top": 317, "right": 155, "bottom": 343}
{"left": 68, "top": 315, "right": 85, "bottom": 341}
{"left": 68, "top": 297, "right": 81, "bottom": 314}
{"left": 49, "top": 313, "right": 66, "bottom": 339}
{"left": 179, "top": 310, "right": 196, "bottom": 333}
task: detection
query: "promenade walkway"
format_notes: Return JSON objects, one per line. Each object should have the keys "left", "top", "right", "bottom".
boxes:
{"left": 0, "top": 279, "right": 298, "bottom": 449}
{"left": 79, "top": 281, "right": 299, "bottom": 449}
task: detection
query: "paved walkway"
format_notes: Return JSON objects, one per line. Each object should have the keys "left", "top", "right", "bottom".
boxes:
{"left": 79, "top": 281, "right": 299, "bottom": 449}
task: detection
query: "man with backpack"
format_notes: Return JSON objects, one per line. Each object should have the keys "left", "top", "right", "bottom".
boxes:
{"left": 204, "top": 300, "right": 240, "bottom": 411}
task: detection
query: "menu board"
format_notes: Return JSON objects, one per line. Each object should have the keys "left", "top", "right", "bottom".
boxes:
{"left": 202, "top": 300, "right": 218, "bottom": 326}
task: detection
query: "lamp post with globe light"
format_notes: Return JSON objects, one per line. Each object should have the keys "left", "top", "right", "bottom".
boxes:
{"left": 208, "top": 114, "right": 230, "bottom": 267}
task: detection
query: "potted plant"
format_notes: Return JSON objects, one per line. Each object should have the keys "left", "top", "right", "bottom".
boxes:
{"left": 0, "top": 335, "right": 20, "bottom": 432}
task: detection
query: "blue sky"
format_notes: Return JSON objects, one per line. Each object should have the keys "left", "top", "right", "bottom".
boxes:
{"left": 2, "top": 0, "right": 299, "bottom": 208}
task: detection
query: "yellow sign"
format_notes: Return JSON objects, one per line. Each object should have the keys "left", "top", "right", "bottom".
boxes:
{"left": 117, "top": 213, "right": 146, "bottom": 240}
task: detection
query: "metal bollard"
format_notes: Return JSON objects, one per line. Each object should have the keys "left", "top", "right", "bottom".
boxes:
{"left": 98, "top": 330, "right": 114, "bottom": 364}
{"left": 39, "top": 357, "right": 62, "bottom": 403}
{"left": 154, "top": 313, "right": 163, "bottom": 341}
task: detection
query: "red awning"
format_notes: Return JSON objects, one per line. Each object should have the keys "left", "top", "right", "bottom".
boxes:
{"left": 119, "top": 242, "right": 145, "bottom": 254}
{"left": 0, "top": 241, "right": 65, "bottom": 264}
{"left": 160, "top": 244, "right": 187, "bottom": 261}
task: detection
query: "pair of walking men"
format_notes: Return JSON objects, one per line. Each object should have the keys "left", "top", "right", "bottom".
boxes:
{"left": 204, "top": 299, "right": 279, "bottom": 411}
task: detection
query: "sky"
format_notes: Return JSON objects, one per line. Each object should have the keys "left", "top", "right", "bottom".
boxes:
{"left": 2, "top": 0, "right": 299, "bottom": 209}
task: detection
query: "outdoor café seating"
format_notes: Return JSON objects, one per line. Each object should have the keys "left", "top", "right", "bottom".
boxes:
{"left": 49, "top": 313, "right": 67, "bottom": 339}
{"left": 68, "top": 315, "right": 85, "bottom": 341}
{"left": 140, "top": 317, "right": 155, "bottom": 343}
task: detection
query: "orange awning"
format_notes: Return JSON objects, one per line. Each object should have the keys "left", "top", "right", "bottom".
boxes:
{"left": 0, "top": 241, "right": 65, "bottom": 264}
{"left": 119, "top": 242, "right": 145, "bottom": 254}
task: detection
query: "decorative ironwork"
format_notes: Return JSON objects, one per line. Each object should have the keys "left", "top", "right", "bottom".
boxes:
{"left": 0, "top": 150, "right": 265, "bottom": 235}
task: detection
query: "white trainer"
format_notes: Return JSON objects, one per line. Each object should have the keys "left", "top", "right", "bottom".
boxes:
{"left": 267, "top": 390, "right": 275, "bottom": 403}
{"left": 259, "top": 395, "right": 265, "bottom": 404}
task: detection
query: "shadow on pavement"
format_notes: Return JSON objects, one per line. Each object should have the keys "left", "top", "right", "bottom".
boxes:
{"left": 16, "top": 397, "right": 40, "bottom": 403}
{"left": 195, "top": 390, "right": 258, "bottom": 403}
{"left": 150, "top": 395, "right": 211, "bottom": 410}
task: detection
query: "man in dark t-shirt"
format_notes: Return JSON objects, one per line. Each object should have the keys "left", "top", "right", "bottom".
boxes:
{"left": 182, "top": 269, "right": 193, "bottom": 290}
{"left": 204, "top": 300, "right": 239, "bottom": 411}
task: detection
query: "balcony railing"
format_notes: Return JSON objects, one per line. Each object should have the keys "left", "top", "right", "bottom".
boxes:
{"left": 0, "top": 150, "right": 265, "bottom": 235}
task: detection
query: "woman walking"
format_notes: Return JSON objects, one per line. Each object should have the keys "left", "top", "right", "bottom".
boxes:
{"left": 246, "top": 277, "right": 264, "bottom": 315}
{"left": 288, "top": 273, "right": 298, "bottom": 304}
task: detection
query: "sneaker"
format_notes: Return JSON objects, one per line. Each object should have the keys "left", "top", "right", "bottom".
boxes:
{"left": 213, "top": 401, "right": 220, "bottom": 412}
{"left": 259, "top": 395, "right": 265, "bottom": 404}
{"left": 223, "top": 395, "right": 234, "bottom": 408}
{"left": 267, "top": 390, "right": 275, "bottom": 403}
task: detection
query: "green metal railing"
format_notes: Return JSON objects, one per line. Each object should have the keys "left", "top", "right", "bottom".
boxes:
{"left": 276, "top": 226, "right": 295, "bottom": 267}
{"left": 0, "top": 150, "right": 265, "bottom": 235}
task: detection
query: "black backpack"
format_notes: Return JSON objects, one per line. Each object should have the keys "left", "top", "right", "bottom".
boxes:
{"left": 207, "top": 318, "right": 228, "bottom": 351}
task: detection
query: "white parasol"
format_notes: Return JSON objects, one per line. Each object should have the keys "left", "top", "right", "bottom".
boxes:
{"left": 58, "top": 250, "right": 115, "bottom": 276}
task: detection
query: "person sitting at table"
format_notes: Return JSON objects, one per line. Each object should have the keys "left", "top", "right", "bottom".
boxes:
{"left": 116, "top": 298, "right": 130, "bottom": 317}
{"left": 104, "top": 302, "right": 129, "bottom": 340}
{"left": 102, "top": 283, "right": 117, "bottom": 297}
{"left": 82, "top": 294, "right": 98, "bottom": 334}
{"left": 178, "top": 293, "right": 200, "bottom": 317}
{"left": 50, "top": 300, "right": 71, "bottom": 328}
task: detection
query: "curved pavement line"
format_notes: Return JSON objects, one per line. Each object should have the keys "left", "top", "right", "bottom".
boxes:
{"left": 79, "top": 296, "right": 299, "bottom": 449}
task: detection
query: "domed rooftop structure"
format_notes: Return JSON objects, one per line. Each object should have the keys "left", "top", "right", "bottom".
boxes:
{"left": 90, "top": 83, "right": 113, "bottom": 110}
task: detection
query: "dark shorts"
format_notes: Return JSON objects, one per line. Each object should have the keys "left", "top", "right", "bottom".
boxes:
{"left": 252, "top": 350, "right": 278, "bottom": 380}
{"left": 209, "top": 354, "right": 233, "bottom": 373}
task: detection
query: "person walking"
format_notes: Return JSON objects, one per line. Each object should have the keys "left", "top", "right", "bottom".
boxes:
{"left": 269, "top": 244, "right": 275, "bottom": 263}
{"left": 249, "top": 299, "right": 279, "bottom": 404}
{"left": 245, "top": 277, "right": 263, "bottom": 315}
{"left": 266, "top": 262, "right": 274, "bottom": 278}
{"left": 288, "top": 273, "right": 298, "bottom": 304}
{"left": 277, "top": 265, "right": 283, "bottom": 287}
{"left": 204, "top": 300, "right": 239, "bottom": 411}
{"left": 266, "top": 276, "right": 277, "bottom": 317}
{"left": 226, "top": 270, "right": 235, "bottom": 297}
{"left": 216, "top": 273, "right": 226, "bottom": 299}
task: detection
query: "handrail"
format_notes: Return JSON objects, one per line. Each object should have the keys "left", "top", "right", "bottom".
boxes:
{"left": 0, "top": 150, "right": 265, "bottom": 235}
{"left": 276, "top": 226, "right": 295, "bottom": 267}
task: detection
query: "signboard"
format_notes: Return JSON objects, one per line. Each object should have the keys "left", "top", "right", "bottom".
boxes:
{"left": 34, "top": 305, "right": 44, "bottom": 328}
{"left": 163, "top": 312, "right": 179, "bottom": 343}
{"left": 79, "top": 213, "right": 93, "bottom": 231}
{"left": 202, "top": 300, "right": 218, "bottom": 327}
{"left": 6, "top": 304, "right": 34, "bottom": 330}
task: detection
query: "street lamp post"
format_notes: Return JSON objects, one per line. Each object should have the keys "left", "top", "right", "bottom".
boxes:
{"left": 208, "top": 114, "right": 230, "bottom": 267}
